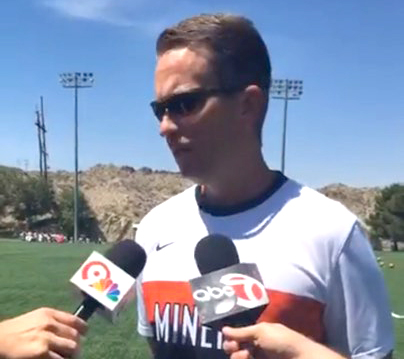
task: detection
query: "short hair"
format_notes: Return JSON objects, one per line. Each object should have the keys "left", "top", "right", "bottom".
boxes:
{"left": 156, "top": 13, "right": 272, "bottom": 143}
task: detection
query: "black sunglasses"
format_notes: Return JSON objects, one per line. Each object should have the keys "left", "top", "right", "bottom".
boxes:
{"left": 150, "top": 87, "right": 241, "bottom": 122}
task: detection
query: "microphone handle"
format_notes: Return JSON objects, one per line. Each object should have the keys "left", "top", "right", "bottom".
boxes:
{"left": 73, "top": 296, "right": 100, "bottom": 321}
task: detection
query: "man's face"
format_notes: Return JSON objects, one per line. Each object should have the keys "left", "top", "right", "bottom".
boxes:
{"left": 153, "top": 47, "right": 248, "bottom": 183}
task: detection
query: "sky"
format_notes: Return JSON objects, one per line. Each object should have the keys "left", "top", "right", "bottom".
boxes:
{"left": 0, "top": 0, "right": 403, "bottom": 188}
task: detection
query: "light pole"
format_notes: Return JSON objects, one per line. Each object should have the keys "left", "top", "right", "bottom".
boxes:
{"left": 59, "top": 72, "right": 94, "bottom": 242}
{"left": 270, "top": 79, "right": 303, "bottom": 173}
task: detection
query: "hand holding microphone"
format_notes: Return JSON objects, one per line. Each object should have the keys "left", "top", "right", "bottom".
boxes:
{"left": 222, "top": 323, "right": 346, "bottom": 359}
{"left": 192, "top": 235, "right": 346, "bottom": 359}
{"left": 0, "top": 307, "right": 87, "bottom": 359}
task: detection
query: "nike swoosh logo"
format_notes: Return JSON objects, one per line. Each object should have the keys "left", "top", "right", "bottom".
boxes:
{"left": 156, "top": 242, "right": 174, "bottom": 251}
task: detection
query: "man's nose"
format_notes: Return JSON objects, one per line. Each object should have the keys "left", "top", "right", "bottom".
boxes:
{"left": 159, "top": 112, "right": 178, "bottom": 137}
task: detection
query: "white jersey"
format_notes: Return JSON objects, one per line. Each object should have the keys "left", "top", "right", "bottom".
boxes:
{"left": 135, "top": 174, "right": 394, "bottom": 359}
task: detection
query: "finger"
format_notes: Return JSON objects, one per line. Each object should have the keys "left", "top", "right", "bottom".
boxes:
{"left": 223, "top": 339, "right": 241, "bottom": 354}
{"left": 239, "top": 342, "right": 257, "bottom": 358}
{"left": 48, "top": 333, "right": 80, "bottom": 358}
{"left": 48, "top": 351, "right": 64, "bottom": 359}
{"left": 49, "top": 320, "right": 80, "bottom": 342}
{"left": 50, "top": 309, "right": 88, "bottom": 335}
{"left": 222, "top": 325, "right": 258, "bottom": 342}
{"left": 230, "top": 349, "right": 251, "bottom": 359}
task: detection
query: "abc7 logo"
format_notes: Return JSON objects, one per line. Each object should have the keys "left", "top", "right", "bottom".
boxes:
{"left": 193, "top": 274, "right": 267, "bottom": 314}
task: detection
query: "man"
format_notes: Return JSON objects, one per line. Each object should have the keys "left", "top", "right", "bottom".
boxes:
{"left": 222, "top": 324, "right": 346, "bottom": 359}
{"left": 0, "top": 307, "right": 87, "bottom": 359}
{"left": 135, "top": 13, "right": 394, "bottom": 359}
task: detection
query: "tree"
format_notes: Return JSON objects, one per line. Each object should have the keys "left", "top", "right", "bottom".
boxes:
{"left": 0, "top": 167, "right": 20, "bottom": 215}
{"left": 57, "top": 187, "right": 92, "bottom": 239}
{"left": 367, "top": 184, "right": 404, "bottom": 251}
{"left": 0, "top": 177, "right": 9, "bottom": 215}
{"left": 0, "top": 168, "right": 54, "bottom": 225}
{"left": 12, "top": 176, "right": 53, "bottom": 221}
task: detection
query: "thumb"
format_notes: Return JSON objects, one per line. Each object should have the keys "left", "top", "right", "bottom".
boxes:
{"left": 222, "top": 325, "right": 259, "bottom": 342}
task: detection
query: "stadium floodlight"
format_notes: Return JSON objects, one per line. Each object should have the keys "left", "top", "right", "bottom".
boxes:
{"left": 270, "top": 79, "right": 303, "bottom": 173}
{"left": 59, "top": 72, "right": 94, "bottom": 243}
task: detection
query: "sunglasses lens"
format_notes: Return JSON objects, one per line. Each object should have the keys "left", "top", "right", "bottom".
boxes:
{"left": 169, "top": 93, "right": 202, "bottom": 116}
{"left": 151, "top": 90, "right": 211, "bottom": 121}
{"left": 151, "top": 102, "right": 165, "bottom": 121}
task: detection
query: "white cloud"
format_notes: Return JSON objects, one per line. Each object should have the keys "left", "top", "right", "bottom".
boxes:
{"left": 39, "top": 0, "right": 245, "bottom": 36}
{"left": 42, "top": 0, "right": 114, "bottom": 21}
{"left": 40, "top": 0, "right": 166, "bottom": 28}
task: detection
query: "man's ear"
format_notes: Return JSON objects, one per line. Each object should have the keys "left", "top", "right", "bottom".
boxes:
{"left": 240, "top": 84, "right": 267, "bottom": 133}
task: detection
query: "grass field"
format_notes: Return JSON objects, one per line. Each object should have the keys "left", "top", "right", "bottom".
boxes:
{"left": 0, "top": 240, "right": 404, "bottom": 358}
{"left": 0, "top": 240, "right": 149, "bottom": 359}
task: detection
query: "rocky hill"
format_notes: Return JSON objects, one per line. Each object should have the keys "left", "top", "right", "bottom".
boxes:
{"left": 319, "top": 183, "right": 380, "bottom": 222}
{"left": 1, "top": 164, "right": 380, "bottom": 241}
{"left": 48, "top": 164, "right": 192, "bottom": 241}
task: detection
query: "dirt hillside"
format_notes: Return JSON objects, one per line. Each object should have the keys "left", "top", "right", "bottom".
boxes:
{"left": 51, "top": 165, "right": 379, "bottom": 241}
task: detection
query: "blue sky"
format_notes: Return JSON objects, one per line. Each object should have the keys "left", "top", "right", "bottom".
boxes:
{"left": 0, "top": 0, "right": 403, "bottom": 188}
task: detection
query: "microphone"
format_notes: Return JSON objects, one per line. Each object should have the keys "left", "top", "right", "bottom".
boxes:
{"left": 70, "top": 239, "right": 146, "bottom": 322}
{"left": 190, "top": 234, "right": 269, "bottom": 329}
{"left": 195, "top": 233, "right": 240, "bottom": 274}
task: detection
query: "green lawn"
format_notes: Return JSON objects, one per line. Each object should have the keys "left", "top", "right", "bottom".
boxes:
{"left": 0, "top": 240, "right": 403, "bottom": 358}
{"left": 0, "top": 240, "right": 149, "bottom": 359}
{"left": 376, "top": 251, "right": 404, "bottom": 358}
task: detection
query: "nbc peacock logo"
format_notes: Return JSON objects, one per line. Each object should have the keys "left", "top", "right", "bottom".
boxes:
{"left": 81, "top": 261, "right": 121, "bottom": 302}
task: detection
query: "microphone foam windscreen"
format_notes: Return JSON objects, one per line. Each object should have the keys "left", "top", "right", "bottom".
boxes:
{"left": 194, "top": 234, "right": 239, "bottom": 275}
{"left": 105, "top": 239, "right": 146, "bottom": 278}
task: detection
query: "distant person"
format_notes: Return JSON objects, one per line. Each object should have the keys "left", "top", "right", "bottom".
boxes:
{"left": 0, "top": 307, "right": 87, "bottom": 359}
{"left": 25, "top": 231, "right": 32, "bottom": 242}
{"left": 45, "top": 233, "right": 51, "bottom": 243}
{"left": 134, "top": 13, "right": 394, "bottom": 358}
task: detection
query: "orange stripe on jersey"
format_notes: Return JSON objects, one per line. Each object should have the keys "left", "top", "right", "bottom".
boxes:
{"left": 143, "top": 281, "right": 194, "bottom": 322}
{"left": 143, "top": 281, "right": 325, "bottom": 342}
{"left": 259, "top": 289, "right": 326, "bottom": 342}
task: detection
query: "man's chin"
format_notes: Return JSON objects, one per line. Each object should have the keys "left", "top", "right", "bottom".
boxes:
{"left": 178, "top": 168, "right": 199, "bottom": 182}
{"left": 177, "top": 164, "right": 205, "bottom": 183}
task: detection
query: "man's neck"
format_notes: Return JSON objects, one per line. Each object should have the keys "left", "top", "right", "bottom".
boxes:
{"left": 200, "top": 158, "right": 277, "bottom": 208}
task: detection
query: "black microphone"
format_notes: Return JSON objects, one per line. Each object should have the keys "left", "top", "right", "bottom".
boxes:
{"left": 195, "top": 233, "right": 240, "bottom": 274}
{"left": 71, "top": 239, "right": 146, "bottom": 321}
{"left": 191, "top": 234, "right": 269, "bottom": 328}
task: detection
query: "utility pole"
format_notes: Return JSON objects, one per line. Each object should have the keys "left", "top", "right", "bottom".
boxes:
{"left": 40, "top": 96, "right": 48, "bottom": 181}
{"left": 35, "top": 107, "right": 43, "bottom": 176}
{"left": 34, "top": 96, "right": 49, "bottom": 181}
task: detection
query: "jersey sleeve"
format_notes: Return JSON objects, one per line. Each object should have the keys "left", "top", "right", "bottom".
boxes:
{"left": 324, "top": 222, "right": 394, "bottom": 358}
{"left": 136, "top": 273, "right": 154, "bottom": 337}
{"left": 135, "top": 218, "right": 154, "bottom": 338}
